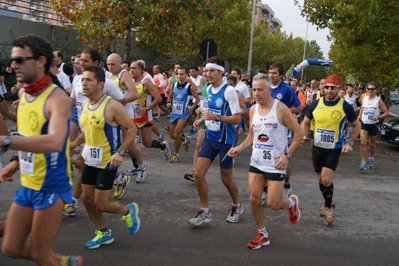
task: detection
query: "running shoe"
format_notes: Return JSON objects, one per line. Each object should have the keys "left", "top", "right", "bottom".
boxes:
{"left": 113, "top": 174, "right": 130, "bottom": 199}
{"left": 184, "top": 169, "right": 195, "bottom": 182}
{"left": 135, "top": 163, "right": 148, "bottom": 184}
{"left": 319, "top": 202, "right": 336, "bottom": 217}
{"left": 226, "top": 204, "right": 244, "bottom": 223}
{"left": 283, "top": 187, "right": 292, "bottom": 198}
{"left": 162, "top": 141, "right": 171, "bottom": 160}
{"left": 188, "top": 209, "right": 212, "bottom": 226}
{"left": 154, "top": 116, "right": 161, "bottom": 122}
{"left": 135, "top": 135, "right": 142, "bottom": 144}
{"left": 85, "top": 230, "right": 114, "bottom": 249}
{"left": 325, "top": 207, "right": 335, "bottom": 226}
{"left": 124, "top": 167, "right": 138, "bottom": 175}
{"left": 170, "top": 153, "right": 180, "bottom": 163}
{"left": 183, "top": 137, "right": 190, "bottom": 151}
{"left": 261, "top": 191, "right": 267, "bottom": 206}
{"left": 287, "top": 195, "right": 300, "bottom": 225}
{"left": 63, "top": 204, "right": 77, "bottom": 216}
{"left": 359, "top": 161, "right": 367, "bottom": 170}
{"left": 64, "top": 255, "right": 83, "bottom": 266}
{"left": 158, "top": 132, "right": 164, "bottom": 142}
{"left": 368, "top": 157, "right": 375, "bottom": 170}
{"left": 247, "top": 232, "right": 270, "bottom": 250}
{"left": 121, "top": 202, "right": 140, "bottom": 235}
{"left": 165, "top": 126, "right": 170, "bottom": 132}
{"left": 187, "top": 129, "right": 198, "bottom": 137}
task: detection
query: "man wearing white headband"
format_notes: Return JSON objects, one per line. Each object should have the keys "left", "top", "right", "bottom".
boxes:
{"left": 188, "top": 56, "right": 243, "bottom": 226}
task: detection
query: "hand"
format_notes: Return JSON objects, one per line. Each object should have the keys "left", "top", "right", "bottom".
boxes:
{"left": 201, "top": 111, "right": 215, "bottom": 121}
{"left": 136, "top": 107, "right": 146, "bottom": 116}
{"left": 12, "top": 100, "right": 19, "bottom": 109}
{"left": 372, "top": 116, "right": 378, "bottom": 121}
{"left": 227, "top": 147, "right": 241, "bottom": 158}
{"left": 108, "top": 153, "right": 123, "bottom": 168}
{"left": 193, "top": 118, "right": 205, "bottom": 129}
{"left": 274, "top": 154, "right": 289, "bottom": 170}
{"left": 166, "top": 102, "right": 171, "bottom": 109}
{"left": 300, "top": 136, "right": 307, "bottom": 145}
{"left": 341, "top": 143, "right": 353, "bottom": 153}
{"left": 0, "top": 161, "right": 19, "bottom": 183}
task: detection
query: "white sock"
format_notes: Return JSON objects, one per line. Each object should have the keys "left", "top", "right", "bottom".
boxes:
{"left": 72, "top": 196, "right": 79, "bottom": 207}
{"left": 114, "top": 174, "right": 123, "bottom": 184}
{"left": 183, "top": 138, "right": 189, "bottom": 144}
{"left": 232, "top": 202, "right": 241, "bottom": 208}
{"left": 201, "top": 207, "right": 210, "bottom": 214}
{"left": 288, "top": 197, "right": 295, "bottom": 208}
{"left": 258, "top": 227, "right": 268, "bottom": 237}
{"left": 138, "top": 163, "right": 146, "bottom": 170}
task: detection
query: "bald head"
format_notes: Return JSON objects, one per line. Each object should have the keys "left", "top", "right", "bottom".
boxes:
{"left": 137, "top": 59, "right": 146, "bottom": 69}
{"left": 107, "top": 53, "right": 123, "bottom": 74}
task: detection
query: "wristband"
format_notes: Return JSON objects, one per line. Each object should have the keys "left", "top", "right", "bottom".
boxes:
{"left": 347, "top": 140, "right": 354, "bottom": 146}
{"left": 9, "top": 155, "right": 19, "bottom": 162}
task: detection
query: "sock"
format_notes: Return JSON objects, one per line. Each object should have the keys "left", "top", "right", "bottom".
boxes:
{"left": 183, "top": 137, "right": 189, "bottom": 144}
{"left": 319, "top": 183, "right": 334, "bottom": 207}
{"left": 232, "top": 202, "right": 241, "bottom": 208}
{"left": 138, "top": 163, "right": 146, "bottom": 170}
{"left": 72, "top": 196, "right": 79, "bottom": 208}
{"left": 263, "top": 186, "right": 268, "bottom": 193}
{"left": 201, "top": 207, "right": 210, "bottom": 214}
{"left": 114, "top": 174, "right": 123, "bottom": 184}
{"left": 258, "top": 227, "right": 268, "bottom": 237}
{"left": 99, "top": 227, "right": 109, "bottom": 234}
{"left": 128, "top": 151, "right": 139, "bottom": 169}
{"left": 284, "top": 184, "right": 291, "bottom": 189}
{"left": 175, "top": 153, "right": 179, "bottom": 157}
{"left": 152, "top": 140, "right": 165, "bottom": 150}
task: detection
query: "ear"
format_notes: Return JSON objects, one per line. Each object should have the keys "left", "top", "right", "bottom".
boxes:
{"left": 37, "top": 55, "right": 48, "bottom": 69}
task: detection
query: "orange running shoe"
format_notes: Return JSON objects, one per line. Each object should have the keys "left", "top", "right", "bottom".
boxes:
{"left": 319, "top": 202, "right": 336, "bottom": 217}
{"left": 287, "top": 195, "right": 300, "bottom": 225}
{"left": 247, "top": 233, "right": 270, "bottom": 250}
{"left": 325, "top": 207, "right": 335, "bottom": 226}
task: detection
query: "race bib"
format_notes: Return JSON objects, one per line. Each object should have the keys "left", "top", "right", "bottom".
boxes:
{"left": 172, "top": 102, "right": 184, "bottom": 115}
{"left": 82, "top": 145, "right": 103, "bottom": 166}
{"left": 205, "top": 109, "right": 221, "bottom": 131}
{"left": 253, "top": 143, "right": 275, "bottom": 167}
{"left": 19, "top": 151, "right": 35, "bottom": 175}
{"left": 200, "top": 96, "right": 208, "bottom": 111}
{"left": 314, "top": 128, "right": 336, "bottom": 149}
{"left": 132, "top": 103, "right": 142, "bottom": 118}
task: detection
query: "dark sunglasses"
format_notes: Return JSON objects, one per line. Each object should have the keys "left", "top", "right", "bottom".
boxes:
{"left": 8, "top": 56, "right": 37, "bottom": 65}
{"left": 325, "top": 85, "right": 337, "bottom": 90}
{"left": 366, "top": 88, "right": 376, "bottom": 91}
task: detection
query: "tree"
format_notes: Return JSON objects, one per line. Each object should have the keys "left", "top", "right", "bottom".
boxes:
{"left": 296, "top": 0, "right": 399, "bottom": 87}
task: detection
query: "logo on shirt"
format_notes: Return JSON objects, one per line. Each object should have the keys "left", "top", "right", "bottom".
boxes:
{"left": 276, "top": 93, "right": 283, "bottom": 100}
{"left": 90, "top": 115, "right": 101, "bottom": 125}
{"left": 330, "top": 110, "right": 343, "bottom": 121}
{"left": 264, "top": 123, "right": 278, "bottom": 128}
{"left": 215, "top": 98, "right": 223, "bottom": 108}
{"left": 28, "top": 111, "right": 39, "bottom": 132}
{"left": 257, "top": 134, "right": 269, "bottom": 142}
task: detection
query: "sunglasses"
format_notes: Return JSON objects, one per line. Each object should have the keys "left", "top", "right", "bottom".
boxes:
{"left": 325, "top": 85, "right": 337, "bottom": 90}
{"left": 9, "top": 56, "right": 37, "bottom": 65}
{"left": 366, "top": 88, "right": 376, "bottom": 91}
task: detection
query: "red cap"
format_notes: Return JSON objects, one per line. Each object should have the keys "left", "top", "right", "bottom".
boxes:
{"left": 325, "top": 74, "right": 341, "bottom": 86}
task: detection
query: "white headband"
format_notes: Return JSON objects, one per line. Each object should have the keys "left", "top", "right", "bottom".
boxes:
{"left": 206, "top": 63, "right": 225, "bottom": 72}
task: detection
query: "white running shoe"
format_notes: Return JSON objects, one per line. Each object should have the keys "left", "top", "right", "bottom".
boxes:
{"left": 188, "top": 210, "right": 212, "bottom": 226}
{"left": 135, "top": 163, "right": 148, "bottom": 184}
{"left": 162, "top": 141, "right": 171, "bottom": 160}
{"left": 283, "top": 187, "right": 292, "bottom": 198}
{"left": 226, "top": 204, "right": 244, "bottom": 223}
{"left": 261, "top": 191, "right": 267, "bottom": 206}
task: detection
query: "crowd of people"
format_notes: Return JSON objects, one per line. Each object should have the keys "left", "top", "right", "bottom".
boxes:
{"left": 0, "top": 34, "right": 392, "bottom": 265}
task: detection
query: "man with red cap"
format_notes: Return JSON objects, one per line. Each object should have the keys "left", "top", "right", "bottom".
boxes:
{"left": 300, "top": 74, "right": 360, "bottom": 226}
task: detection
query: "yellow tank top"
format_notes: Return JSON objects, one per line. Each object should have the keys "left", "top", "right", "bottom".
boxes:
{"left": 80, "top": 95, "right": 121, "bottom": 170}
{"left": 310, "top": 91, "right": 323, "bottom": 131}
{"left": 132, "top": 82, "right": 151, "bottom": 125}
{"left": 17, "top": 84, "right": 72, "bottom": 192}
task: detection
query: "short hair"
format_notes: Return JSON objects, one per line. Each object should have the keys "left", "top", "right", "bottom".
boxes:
{"left": 206, "top": 56, "right": 225, "bottom": 69}
{"left": 135, "top": 61, "right": 145, "bottom": 72}
{"left": 252, "top": 73, "right": 272, "bottom": 88}
{"left": 367, "top": 81, "right": 379, "bottom": 90}
{"left": 290, "top": 79, "right": 298, "bottom": 85}
{"left": 162, "top": 71, "right": 170, "bottom": 78}
{"left": 258, "top": 68, "right": 267, "bottom": 74}
{"left": 178, "top": 66, "right": 189, "bottom": 74}
{"left": 81, "top": 48, "right": 102, "bottom": 65}
{"left": 54, "top": 50, "right": 63, "bottom": 59}
{"left": 232, "top": 67, "right": 242, "bottom": 76}
{"left": 84, "top": 66, "right": 105, "bottom": 83}
{"left": 123, "top": 60, "right": 130, "bottom": 65}
{"left": 227, "top": 75, "right": 237, "bottom": 84}
{"left": 189, "top": 66, "right": 199, "bottom": 71}
{"left": 269, "top": 62, "right": 285, "bottom": 75}
{"left": 12, "top": 35, "right": 54, "bottom": 74}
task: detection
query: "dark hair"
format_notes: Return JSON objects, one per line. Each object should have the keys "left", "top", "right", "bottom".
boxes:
{"left": 189, "top": 66, "right": 199, "bottom": 71}
{"left": 12, "top": 34, "right": 53, "bottom": 74}
{"left": 178, "top": 66, "right": 189, "bottom": 74}
{"left": 206, "top": 56, "right": 225, "bottom": 69}
{"left": 227, "top": 75, "right": 237, "bottom": 84}
{"left": 81, "top": 48, "right": 102, "bottom": 66}
{"left": 84, "top": 66, "right": 105, "bottom": 83}
{"left": 162, "top": 71, "right": 170, "bottom": 78}
{"left": 367, "top": 81, "right": 379, "bottom": 90}
{"left": 258, "top": 68, "right": 267, "bottom": 74}
{"left": 232, "top": 67, "right": 242, "bottom": 76}
{"left": 54, "top": 50, "right": 63, "bottom": 59}
{"left": 123, "top": 60, "right": 130, "bottom": 65}
{"left": 269, "top": 62, "right": 285, "bottom": 75}
{"left": 136, "top": 61, "right": 145, "bottom": 72}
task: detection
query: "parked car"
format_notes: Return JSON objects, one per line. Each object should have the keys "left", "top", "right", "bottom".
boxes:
{"left": 381, "top": 118, "right": 399, "bottom": 146}
{"left": 391, "top": 93, "right": 399, "bottom": 105}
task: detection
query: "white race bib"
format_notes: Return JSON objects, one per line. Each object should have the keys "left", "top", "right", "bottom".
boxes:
{"left": 19, "top": 151, "right": 35, "bottom": 175}
{"left": 253, "top": 143, "right": 275, "bottom": 167}
{"left": 82, "top": 145, "right": 103, "bottom": 166}
{"left": 314, "top": 128, "right": 336, "bottom": 149}
{"left": 132, "top": 103, "right": 142, "bottom": 118}
{"left": 200, "top": 96, "right": 208, "bottom": 111}
{"left": 172, "top": 102, "right": 184, "bottom": 115}
{"left": 205, "top": 109, "right": 221, "bottom": 131}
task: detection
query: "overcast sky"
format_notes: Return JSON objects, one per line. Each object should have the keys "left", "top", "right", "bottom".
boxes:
{"left": 263, "top": 0, "right": 331, "bottom": 59}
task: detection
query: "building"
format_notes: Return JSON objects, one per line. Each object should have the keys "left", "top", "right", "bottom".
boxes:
{"left": 255, "top": 1, "right": 283, "bottom": 31}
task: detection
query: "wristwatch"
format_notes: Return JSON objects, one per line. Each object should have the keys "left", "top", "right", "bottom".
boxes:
{"left": 9, "top": 155, "right": 19, "bottom": 162}
{"left": 347, "top": 140, "right": 354, "bottom": 146}
{"left": 117, "top": 150, "right": 125, "bottom": 156}
{"left": 215, "top": 114, "right": 221, "bottom": 122}
{"left": 284, "top": 152, "right": 292, "bottom": 160}
{"left": 145, "top": 107, "right": 150, "bottom": 112}
{"left": 2, "top": 136, "right": 11, "bottom": 151}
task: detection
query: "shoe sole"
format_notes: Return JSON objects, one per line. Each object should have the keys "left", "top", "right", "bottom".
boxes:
{"left": 188, "top": 215, "right": 212, "bottom": 226}
{"left": 325, "top": 219, "right": 335, "bottom": 226}
{"left": 63, "top": 211, "right": 76, "bottom": 216}
{"left": 247, "top": 240, "right": 270, "bottom": 250}
{"left": 86, "top": 238, "right": 114, "bottom": 249}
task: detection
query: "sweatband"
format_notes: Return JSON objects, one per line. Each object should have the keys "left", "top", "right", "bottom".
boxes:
{"left": 205, "top": 63, "right": 225, "bottom": 72}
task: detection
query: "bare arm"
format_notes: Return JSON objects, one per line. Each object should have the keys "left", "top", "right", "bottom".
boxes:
{"left": 378, "top": 99, "right": 389, "bottom": 119}
{"left": 228, "top": 105, "right": 255, "bottom": 157}
{"left": 190, "top": 85, "right": 200, "bottom": 109}
{"left": 121, "top": 72, "right": 139, "bottom": 102}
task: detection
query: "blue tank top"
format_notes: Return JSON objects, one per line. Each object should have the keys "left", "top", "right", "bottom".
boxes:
{"left": 170, "top": 82, "right": 191, "bottom": 120}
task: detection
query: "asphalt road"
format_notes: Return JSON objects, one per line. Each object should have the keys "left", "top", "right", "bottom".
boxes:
{"left": 1, "top": 115, "right": 399, "bottom": 266}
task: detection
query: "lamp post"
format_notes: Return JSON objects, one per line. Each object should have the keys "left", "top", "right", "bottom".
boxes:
{"left": 301, "top": 15, "right": 309, "bottom": 81}
{"left": 247, "top": 0, "right": 257, "bottom": 76}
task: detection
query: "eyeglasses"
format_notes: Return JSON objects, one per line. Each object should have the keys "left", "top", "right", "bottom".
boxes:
{"left": 366, "top": 88, "right": 376, "bottom": 91}
{"left": 325, "top": 85, "right": 337, "bottom": 90}
{"left": 8, "top": 56, "right": 37, "bottom": 65}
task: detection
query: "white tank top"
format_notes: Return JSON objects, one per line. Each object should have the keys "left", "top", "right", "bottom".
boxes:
{"left": 250, "top": 100, "right": 288, "bottom": 174}
{"left": 361, "top": 96, "right": 380, "bottom": 124}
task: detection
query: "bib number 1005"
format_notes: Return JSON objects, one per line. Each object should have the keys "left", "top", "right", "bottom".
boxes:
{"left": 320, "top": 134, "right": 334, "bottom": 143}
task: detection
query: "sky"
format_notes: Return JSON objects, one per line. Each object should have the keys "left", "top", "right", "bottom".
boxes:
{"left": 263, "top": 0, "right": 331, "bottom": 59}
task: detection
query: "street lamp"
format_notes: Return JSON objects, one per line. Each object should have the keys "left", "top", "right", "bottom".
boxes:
{"left": 247, "top": 0, "right": 257, "bottom": 76}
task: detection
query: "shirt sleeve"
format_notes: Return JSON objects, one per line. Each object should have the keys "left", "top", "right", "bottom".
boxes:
{"left": 305, "top": 99, "right": 319, "bottom": 119}
{"left": 343, "top": 101, "right": 358, "bottom": 122}
{"left": 62, "top": 64, "right": 74, "bottom": 76}
{"left": 158, "top": 74, "right": 165, "bottom": 88}
{"left": 104, "top": 78, "right": 124, "bottom": 100}
{"left": 224, "top": 86, "right": 241, "bottom": 115}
